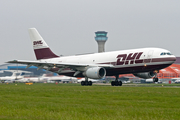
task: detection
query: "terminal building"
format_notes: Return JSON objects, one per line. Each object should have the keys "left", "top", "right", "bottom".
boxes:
{"left": 0, "top": 63, "right": 54, "bottom": 77}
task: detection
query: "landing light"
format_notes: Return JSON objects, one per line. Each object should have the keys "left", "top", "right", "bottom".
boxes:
{"left": 53, "top": 64, "right": 56, "bottom": 68}
{"left": 154, "top": 70, "right": 159, "bottom": 73}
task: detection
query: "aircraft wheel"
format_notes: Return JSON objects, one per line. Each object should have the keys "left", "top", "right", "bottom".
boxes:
{"left": 115, "top": 81, "right": 119, "bottom": 86}
{"left": 153, "top": 78, "right": 158, "bottom": 82}
{"left": 85, "top": 81, "right": 89, "bottom": 86}
{"left": 111, "top": 81, "right": 115, "bottom": 86}
{"left": 118, "top": 81, "right": 122, "bottom": 86}
{"left": 88, "top": 81, "right": 92, "bottom": 86}
{"left": 155, "top": 78, "right": 158, "bottom": 82}
{"left": 81, "top": 81, "right": 85, "bottom": 86}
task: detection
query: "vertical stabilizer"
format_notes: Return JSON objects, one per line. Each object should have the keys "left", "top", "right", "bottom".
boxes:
{"left": 11, "top": 72, "right": 17, "bottom": 76}
{"left": 28, "top": 28, "right": 59, "bottom": 60}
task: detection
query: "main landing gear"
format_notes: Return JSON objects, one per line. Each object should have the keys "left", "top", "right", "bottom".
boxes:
{"left": 111, "top": 75, "right": 122, "bottom": 86}
{"left": 81, "top": 77, "right": 92, "bottom": 86}
{"left": 153, "top": 77, "right": 159, "bottom": 82}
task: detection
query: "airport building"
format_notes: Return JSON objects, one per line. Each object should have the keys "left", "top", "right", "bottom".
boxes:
{"left": 0, "top": 63, "right": 55, "bottom": 77}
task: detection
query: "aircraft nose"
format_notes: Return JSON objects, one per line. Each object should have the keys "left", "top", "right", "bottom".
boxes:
{"left": 169, "top": 55, "right": 176, "bottom": 63}
{"left": 165, "top": 55, "right": 176, "bottom": 64}
{"left": 172, "top": 56, "right": 176, "bottom": 62}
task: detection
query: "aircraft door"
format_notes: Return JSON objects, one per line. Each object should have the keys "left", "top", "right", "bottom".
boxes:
{"left": 144, "top": 50, "right": 154, "bottom": 63}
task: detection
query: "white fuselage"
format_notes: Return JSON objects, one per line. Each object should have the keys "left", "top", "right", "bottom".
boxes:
{"left": 39, "top": 47, "right": 176, "bottom": 77}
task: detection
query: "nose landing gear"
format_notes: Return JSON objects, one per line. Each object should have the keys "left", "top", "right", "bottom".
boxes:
{"left": 153, "top": 70, "right": 159, "bottom": 82}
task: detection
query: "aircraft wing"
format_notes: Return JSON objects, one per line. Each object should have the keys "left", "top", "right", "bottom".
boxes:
{"left": 7, "top": 60, "right": 114, "bottom": 71}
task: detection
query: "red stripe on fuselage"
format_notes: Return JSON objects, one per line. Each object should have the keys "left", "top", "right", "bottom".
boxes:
{"left": 50, "top": 57, "right": 175, "bottom": 77}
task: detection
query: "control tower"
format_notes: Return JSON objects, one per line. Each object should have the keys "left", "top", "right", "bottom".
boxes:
{"left": 95, "top": 31, "right": 108, "bottom": 53}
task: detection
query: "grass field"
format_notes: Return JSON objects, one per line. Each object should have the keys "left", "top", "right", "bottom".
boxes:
{"left": 0, "top": 83, "right": 180, "bottom": 120}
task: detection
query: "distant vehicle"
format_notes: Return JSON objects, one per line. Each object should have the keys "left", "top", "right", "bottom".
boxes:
{"left": 145, "top": 79, "right": 162, "bottom": 83}
{"left": 171, "top": 78, "right": 180, "bottom": 83}
{"left": 4, "top": 80, "right": 15, "bottom": 83}
{"left": 17, "top": 74, "right": 48, "bottom": 83}
{"left": 122, "top": 80, "right": 131, "bottom": 84}
{"left": 119, "top": 77, "right": 131, "bottom": 84}
{"left": 77, "top": 78, "right": 100, "bottom": 84}
{"left": 146, "top": 79, "right": 154, "bottom": 83}
{"left": 175, "top": 80, "right": 180, "bottom": 83}
{"left": 49, "top": 75, "right": 77, "bottom": 83}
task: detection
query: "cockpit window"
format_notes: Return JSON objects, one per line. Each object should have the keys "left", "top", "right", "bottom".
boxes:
{"left": 167, "top": 53, "right": 172, "bottom": 55}
{"left": 160, "top": 53, "right": 164, "bottom": 55}
{"left": 160, "top": 52, "right": 173, "bottom": 55}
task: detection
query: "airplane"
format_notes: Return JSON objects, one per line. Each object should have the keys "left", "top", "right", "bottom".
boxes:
{"left": 0, "top": 70, "right": 32, "bottom": 82}
{"left": 16, "top": 74, "right": 77, "bottom": 83}
{"left": 7, "top": 28, "right": 176, "bottom": 86}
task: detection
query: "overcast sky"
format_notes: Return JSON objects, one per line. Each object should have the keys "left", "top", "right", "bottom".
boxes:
{"left": 0, "top": 0, "right": 180, "bottom": 64}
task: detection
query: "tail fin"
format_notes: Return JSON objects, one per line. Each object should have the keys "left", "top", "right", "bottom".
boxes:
{"left": 28, "top": 28, "right": 59, "bottom": 60}
{"left": 11, "top": 72, "right": 17, "bottom": 76}
{"left": 19, "top": 72, "right": 25, "bottom": 76}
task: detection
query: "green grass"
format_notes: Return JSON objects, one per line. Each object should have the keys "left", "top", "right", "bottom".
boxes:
{"left": 0, "top": 83, "right": 180, "bottom": 120}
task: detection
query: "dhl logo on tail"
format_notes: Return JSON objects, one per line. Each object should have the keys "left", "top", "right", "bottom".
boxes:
{"left": 33, "top": 41, "right": 43, "bottom": 45}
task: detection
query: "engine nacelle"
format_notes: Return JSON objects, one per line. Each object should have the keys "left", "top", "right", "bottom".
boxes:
{"left": 83, "top": 67, "right": 106, "bottom": 79}
{"left": 133, "top": 72, "right": 156, "bottom": 79}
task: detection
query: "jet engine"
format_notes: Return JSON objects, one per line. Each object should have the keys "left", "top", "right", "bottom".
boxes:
{"left": 83, "top": 67, "right": 106, "bottom": 79}
{"left": 133, "top": 71, "right": 156, "bottom": 79}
